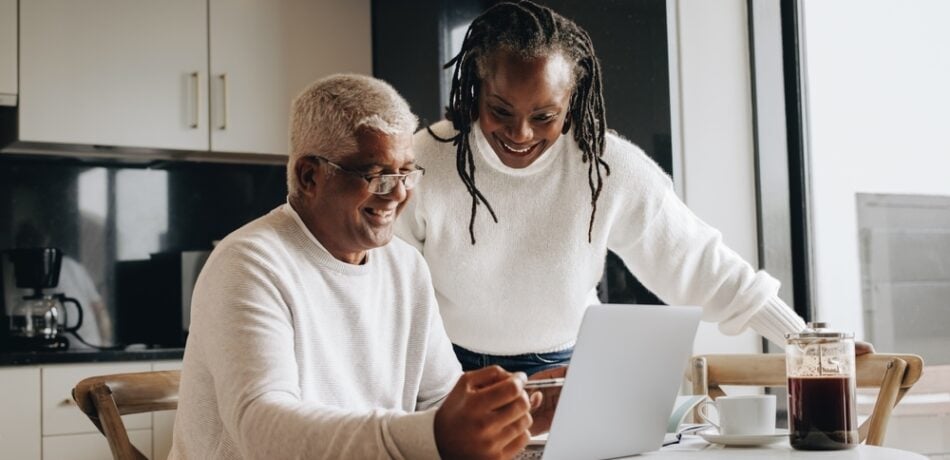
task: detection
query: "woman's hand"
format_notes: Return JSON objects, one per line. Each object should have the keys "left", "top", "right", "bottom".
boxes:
{"left": 856, "top": 341, "right": 875, "bottom": 356}
{"left": 526, "top": 366, "right": 567, "bottom": 435}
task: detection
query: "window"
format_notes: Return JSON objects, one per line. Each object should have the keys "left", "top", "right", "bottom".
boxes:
{"left": 755, "top": 0, "right": 950, "bottom": 455}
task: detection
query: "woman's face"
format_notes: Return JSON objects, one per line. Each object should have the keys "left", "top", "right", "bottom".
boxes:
{"left": 477, "top": 50, "right": 574, "bottom": 169}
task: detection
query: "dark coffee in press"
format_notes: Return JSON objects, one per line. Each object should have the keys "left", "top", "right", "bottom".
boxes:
{"left": 788, "top": 375, "right": 858, "bottom": 450}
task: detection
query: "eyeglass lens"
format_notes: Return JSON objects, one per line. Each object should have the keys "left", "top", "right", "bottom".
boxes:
{"left": 368, "top": 170, "right": 423, "bottom": 195}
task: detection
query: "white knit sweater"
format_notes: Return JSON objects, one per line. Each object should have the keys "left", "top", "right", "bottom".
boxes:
{"left": 395, "top": 121, "right": 806, "bottom": 355}
{"left": 170, "top": 203, "right": 462, "bottom": 459}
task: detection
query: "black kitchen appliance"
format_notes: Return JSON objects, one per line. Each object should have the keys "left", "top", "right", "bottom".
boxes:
{"left": 2, "top": 247, "right": 84, "bottom": 351}
{"left": 115, "top": 250, "right": 209, "bottom": 348}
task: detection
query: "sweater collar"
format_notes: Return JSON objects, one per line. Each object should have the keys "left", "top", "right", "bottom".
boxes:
{"left": 471, "top": 123, "right": 566, "bottom": 177}
{"left": 281, "top": 200, "right": 373, "bottom": 274}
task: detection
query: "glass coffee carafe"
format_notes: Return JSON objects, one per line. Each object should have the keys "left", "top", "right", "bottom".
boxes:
{"left": 5, "top": 247, "right": 84, "bottom": 350}
{"left": 786, "top": 322, "right": 858, "bottom": 450}
{"left": 10, "top": 293, "right": 83, "bottom": 349}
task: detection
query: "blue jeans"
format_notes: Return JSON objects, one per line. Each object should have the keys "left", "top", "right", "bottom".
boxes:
{"left": 452, "top": 344, "right": 573, "bottom": 376}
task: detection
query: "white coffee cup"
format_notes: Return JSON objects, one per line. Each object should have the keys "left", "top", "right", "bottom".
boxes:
{"left": 698, "top": 394, "right": 776, "bottom": 436}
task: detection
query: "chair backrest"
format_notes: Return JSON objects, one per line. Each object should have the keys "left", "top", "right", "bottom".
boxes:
{"left": 72, "top": 370, "right": 181, "bottom": 460}
{"left": 688, "top": 353, "right": 923, "bottom": 446}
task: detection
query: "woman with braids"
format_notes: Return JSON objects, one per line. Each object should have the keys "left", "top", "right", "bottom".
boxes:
{"left": 397, "top": 1, "right": 815, "bottom": 378}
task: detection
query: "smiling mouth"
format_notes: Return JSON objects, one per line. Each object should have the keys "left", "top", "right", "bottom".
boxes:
{"left": 496, "top": 136, "right": 541, "bottom": 157}
{"left": 502, "top": 141, "right": 532, "bottom": 153}
{"left": 363, "top": 207, "right": 396, "bottom": 224}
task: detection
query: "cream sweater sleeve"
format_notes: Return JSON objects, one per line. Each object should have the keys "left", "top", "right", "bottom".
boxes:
{"left": 621, "top": 190, "right": 805, "bottom": 346}
{"left": 607, "top": 154, "right": 805, "bottom": 347}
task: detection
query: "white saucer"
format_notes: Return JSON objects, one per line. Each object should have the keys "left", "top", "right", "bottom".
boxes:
{"left": 697, "top": 428, "right": 788, "bottom": 446}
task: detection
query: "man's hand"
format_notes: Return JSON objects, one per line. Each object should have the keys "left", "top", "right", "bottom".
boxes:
{"left": 526, "top": 366, "right": 567, "bottom": 435}
{"left": 434, "top": 366, "right": 533, "bottom": 460}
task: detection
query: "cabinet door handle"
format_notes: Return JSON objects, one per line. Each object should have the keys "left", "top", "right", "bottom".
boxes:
{"left": 190, "top": 71, "right": 200, "bottom": 129}
{"left": 219, "top": 73, "right": 228, "bottom": 130}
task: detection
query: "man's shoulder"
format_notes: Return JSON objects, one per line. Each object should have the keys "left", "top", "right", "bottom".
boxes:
{"left": 377, "top": 235, "right": 426, "bottom": 266}
{"left": 371, "top": 237, "right": 433, "bottom": 291}
{"left": 208, "top": 206, "right": 291, "bottom": 264}
{"left": 222, "top": 206, "right": 285, "bottom": 240}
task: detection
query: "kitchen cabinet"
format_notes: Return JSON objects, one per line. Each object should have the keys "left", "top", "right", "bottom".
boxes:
{"left": 18, "top": 0, "right": 371, "bottom": 156}
{"left": 19, "top": 0, "right": 209, "bottom": 151}
{"left": 0, "top": 367, "right": 41, "bottom": 459}
{"left": 42, "top": 362, "right": 152, "bottom": 436}
{"left": 0, "top": 0, "right": 15, "bottom": 106}
{"left": 208, "top": 0, "right": 372, "bottom": 155}
{"left": 0, "top": 359, "right": 182, "bottom": 460}
{"left": 43, "top": 430, "right": 151, "bottom": 460}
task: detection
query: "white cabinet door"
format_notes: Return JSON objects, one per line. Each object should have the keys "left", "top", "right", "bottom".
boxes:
{"left": 152, "top": 360, "right": 183, "bottom": 460}
{"left": 43, "top": 429, "right": 152, "bottom": 460}
{"left": 19, "top": 0, "right": 208, "bottom": 150}
{"left": 42, "top": 362, "right": 151, "bottom": 436}
{"left": 0, "top": 367, "right": 41, "bottom": 460}
{"left": 0, "top": 0, "right": 16, "bottom": 105}
{"left": 208, "top": 0, "right": 372, "bottom": 155}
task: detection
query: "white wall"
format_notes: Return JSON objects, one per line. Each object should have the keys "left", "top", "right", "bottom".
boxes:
{"left": 670, "top": 0, "right": 763, "bottom": 355}
{"left": 0, "top": 0, "right": 17, "bottom": 105}
{"left": 801, "top": 0, "right": 950, "bottom": 339}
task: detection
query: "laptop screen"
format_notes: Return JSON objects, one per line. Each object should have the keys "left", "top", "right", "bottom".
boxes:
{"left": 540, "top": 304, "right": 701, "bottom": 460}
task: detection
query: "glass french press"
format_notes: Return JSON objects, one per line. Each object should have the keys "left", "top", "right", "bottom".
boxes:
{"left": 785, "top": 322, "right": 858, "bottom": 450}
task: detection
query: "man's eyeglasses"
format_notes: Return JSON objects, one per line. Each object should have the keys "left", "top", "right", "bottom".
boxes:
{"left": 310, "top": 155, "right": 425, "bottom": 195}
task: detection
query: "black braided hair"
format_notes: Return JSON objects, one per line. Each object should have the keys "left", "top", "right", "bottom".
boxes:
{"left": 431, "top": 0, "right": 610, "bottom": 244}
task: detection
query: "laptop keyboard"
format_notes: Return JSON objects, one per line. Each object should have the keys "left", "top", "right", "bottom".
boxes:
{"left": 516, "top": 445, "right": 545, "bottom": 460}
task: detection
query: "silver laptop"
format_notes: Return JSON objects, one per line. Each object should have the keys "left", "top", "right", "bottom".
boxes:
{"left": 530, "top": 304, "right": 701, "bottom": 460}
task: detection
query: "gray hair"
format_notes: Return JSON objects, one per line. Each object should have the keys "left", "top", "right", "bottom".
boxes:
{"left": 287, "top": 74, "right": 418, "bottom": 198}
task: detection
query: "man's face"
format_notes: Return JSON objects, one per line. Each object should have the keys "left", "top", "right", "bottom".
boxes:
{"left": 304, "top": 129, "right": 415, "bottom": 264}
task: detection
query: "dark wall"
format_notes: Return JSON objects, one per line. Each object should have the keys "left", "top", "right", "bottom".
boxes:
{"left": 535, "top": 0, "right": 672, "bottom": 172}
{"left": 371, "top": 0, "right": 445, "bottom": 125}
{"left": 372, "top": 0, "right": 671, "bottom": 171}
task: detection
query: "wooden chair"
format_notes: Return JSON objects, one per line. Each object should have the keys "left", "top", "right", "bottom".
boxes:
{"left": 688, "top": 353, "right": 923, "bottom": 446}
{"left": 72, "top": 370, "right": 181, "bottom": 460}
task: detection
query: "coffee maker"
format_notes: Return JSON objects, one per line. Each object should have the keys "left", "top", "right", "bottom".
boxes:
{"left": 2, "top": 248, "right": 84, "bottom": 351}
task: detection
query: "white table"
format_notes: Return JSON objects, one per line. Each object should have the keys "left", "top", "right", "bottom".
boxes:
{"left": 637, "top": 436, "right": 928, "bottom": 459}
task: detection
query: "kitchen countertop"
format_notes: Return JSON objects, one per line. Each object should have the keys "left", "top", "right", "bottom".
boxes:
{"left": 0, "top": 347, "right": 184, "bottom": 366}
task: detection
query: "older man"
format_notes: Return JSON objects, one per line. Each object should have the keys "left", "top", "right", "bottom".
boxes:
{"left": 171, "top": 74, "right": 533, "bottom": 459}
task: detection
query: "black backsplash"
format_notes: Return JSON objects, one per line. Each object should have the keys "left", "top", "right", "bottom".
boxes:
{"left": 0, "top": 155, "right": 287, "bottom": 347}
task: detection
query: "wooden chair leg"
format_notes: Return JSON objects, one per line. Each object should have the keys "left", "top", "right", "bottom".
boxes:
{"left": 690, "top": 357, "right": 709, "bottom": 423}
{"left": 860, "top": 358, "right": 907, "bottom": 446}
{"left": 91, "top": 383, "right": 148, "bottom": 460}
